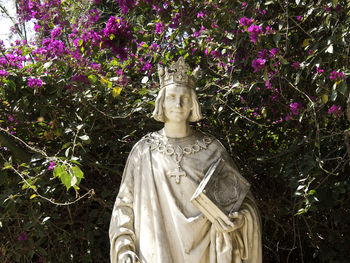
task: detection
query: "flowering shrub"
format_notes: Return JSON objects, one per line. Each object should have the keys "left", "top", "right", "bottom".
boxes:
{"left": 1, "top": 0, "right": 350, "bottom": 262}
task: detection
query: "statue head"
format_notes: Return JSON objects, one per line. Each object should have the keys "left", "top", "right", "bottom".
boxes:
{"left": 152, "top": 57, "right": 202, "bottom": 123}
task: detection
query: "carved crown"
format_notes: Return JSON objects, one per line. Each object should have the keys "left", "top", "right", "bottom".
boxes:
{"left": 158, "top": 57, "right": 200, "bottom": 89}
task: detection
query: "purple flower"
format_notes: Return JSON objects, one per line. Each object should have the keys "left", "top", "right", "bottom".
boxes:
{"left": 247, "top": 25, "right": 263, "bottom": 43}
{"left": 265, "top": 26, "right": 274, "bottom": 34}
{"left": 316, "top": 67, "right": 324, "bottom": 74}
{"left": 328, "top": 105, "right": 342, "bottom": 117}
{"left": 269, "top": 48, "right": 279, "bottom": 58}
{"left": 197, "top": 12, "right": 205, "bottom": 18}
{"left": 257, "top": 49, "right": 267, "bottom": 59}
{"left": 88, "top": 9, "right": 100, "bottom": 23}
{"left": 51, "top": 27, "right": 62, "bottom": 39}
{"left": 48, "top": 162, "right": 55, "bottom": 170}
{"left": 141, "top": 61, "right": 152, "bottom": 72}
{"left": 155, "top": 22, "right": 164, "bottom": 34}
{"left": 292, "top": 62, "right": 300, "bottom": 69}
{"left": 329, "top": 70, "right": 345, "bottom": 81}
{"left": 290, "top": 102, "right": 303, "bottom": 115}
{"left": 18, "top": 232, "right": 28, "bottom": 241}
{"left": 28, "top": 78, "right": 43, "bottom": 88}
{"left": 118, "top": 0, "right": 135, "bottom": 14}
{"left": 169, "top": 13, "right": 181, "bottom": 29}
{"left": 0, "top": 69, "right": 8, "bottom": 77}
{"left": 251, "top": 58, "right": 266, "bottom": 72}
{"left": 239, "top": 17, "right": 253, "bottom": 27}
{"left": 33, "top": 24, "right": 41, "bottom": 31}
{"left": 297, "top": 16, "right": 302, "bottom": 21}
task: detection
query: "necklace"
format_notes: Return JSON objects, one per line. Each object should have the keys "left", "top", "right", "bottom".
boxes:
{"left": 144, "top": 131, "right": 213, "bottom": 183}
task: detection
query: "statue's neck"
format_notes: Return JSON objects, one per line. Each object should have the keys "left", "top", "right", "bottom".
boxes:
{"left": 163, "top": 122, "right": 192, "bottom": 138}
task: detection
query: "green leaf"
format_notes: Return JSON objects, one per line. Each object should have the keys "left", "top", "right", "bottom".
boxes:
{"left": 53, "top": 165, "right": 65, "bottom": 178}
{"left": 338, "top": 80, "right": 347, "bottom": 96}
{"left": 273, "top": 33, "right": 281, "bottom": 46}
{"left": 71, "top": 166, "right": 84, "bottom": 180}
{"left": 88, "top": 74, "right": 97, "bottom": 84}
{"left": 330, "top": 89, "right": 338, "bottom": 101}
{"left": 60, "top": 170, "right": 72, "bottom": 190}
{"left": 78, "top": 39, "right": 84, "bottom": 46}
{"left": 79, "top": 135, "right": 90, "bottom": 141}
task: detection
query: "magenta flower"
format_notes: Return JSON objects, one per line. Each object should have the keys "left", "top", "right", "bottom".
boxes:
{"left": 155, "top": 22, "right": 165, "bottom": 34}
{"left": 247, "top": 24, "right": 263, "bottom": 43}
{"left": 48, "top": 162, "right": 56, "bottom": 170}
{"left": 141, "top": 61, "right": 152, "bottom": 72}
{"left": 18, "top": 232, "right": 28, "bottom": 241}
{"left": 290, "top": 102, "right": 303, "bottom": 115}
{"left": 328, "top": 105, "right": 343, "bottom": 117}
{"left": 118, "top": 0, "right": 135, "bottom": 14}
{"left": 297, "top": 16, "right": 302, "bottom": 21}
{"left": 314, "top": 67, "right": 324, "bottom": 74}
{"left": 252, "top": 58, "right": 266, "bottom": 72}
{"left": 33, "top": 24, "right": 41, "bottom": 32}
{"left": 0, "top": 69, "right": 8, "bottom": 77}
{"left": 292, "top": 62, "right": 300, "bottom": 69}
{"left": 28, "top": 78, "right": 43, "bottom": 88}
{"left": 329, "top": 70, "right": 345, "bottom": 81}
{"left": 197, "top": 12, "right": 205, "bottom": 18}
{"left": 269, "top": 48, "right": 279, "bottom": 58}
{"left": 239, "top": 17, "right": 253, "bottom": 27}
{"left": 50, "top": 27, "right": 62, "bottom": 39}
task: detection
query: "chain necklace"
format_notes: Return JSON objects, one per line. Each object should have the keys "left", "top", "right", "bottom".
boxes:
{"left": 144, "top": 131, "right": 213, "bottom": 183}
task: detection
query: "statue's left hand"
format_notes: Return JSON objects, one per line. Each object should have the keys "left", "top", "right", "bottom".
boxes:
{"left": 214, "top": 211, "right": 244, "bottom": 233}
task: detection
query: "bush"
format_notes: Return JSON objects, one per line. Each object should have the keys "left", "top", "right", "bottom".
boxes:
{"left": 0, "top": 0, "right": 350, "bottom": 262}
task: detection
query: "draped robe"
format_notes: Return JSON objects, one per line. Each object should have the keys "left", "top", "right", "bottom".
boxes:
{"left": 109, "top": 130, "right": 262, "bottom": 263}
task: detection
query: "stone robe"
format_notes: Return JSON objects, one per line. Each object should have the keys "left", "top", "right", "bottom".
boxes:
{"left": 109, "top": 130, "right": 262, "bottom": 263}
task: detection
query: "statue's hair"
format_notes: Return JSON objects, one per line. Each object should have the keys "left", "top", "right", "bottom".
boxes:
{"left": 152, "top": 87, "right": 202, "bottom": 123}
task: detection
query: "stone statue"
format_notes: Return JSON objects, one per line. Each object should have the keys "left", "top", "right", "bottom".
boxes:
{"left": 109, "top": 57, "right": 262, "bottom": 263}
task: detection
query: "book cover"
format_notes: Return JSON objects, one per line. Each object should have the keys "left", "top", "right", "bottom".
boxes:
{"left": 191, "top": 158, "right": 251, "bottom": 223}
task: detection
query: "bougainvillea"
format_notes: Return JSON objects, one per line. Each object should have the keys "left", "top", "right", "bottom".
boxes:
{"left": 1, "top": 0, "right": 350, "bottom": 262}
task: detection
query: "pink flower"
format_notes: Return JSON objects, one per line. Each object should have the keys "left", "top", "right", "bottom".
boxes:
{"left": 0, "top": 69, "right": 8, "bottom": 77}
{"left": 28, "top": 78, "right": 43, "bottom": 88}
{"left": 269, "top": 48, "right": 278, "bottom": 58}
{"left": 239, "top": 17, "right": 253, "bottom": 27}
{"left": 155, "top": 22, "right": 164, "bottom": 34}
{"left": 247, "top": 24, "right": 263, "bottom": 43}
{"left": 316, "top": 67, "right": 324, "bottom": 74}
{"left": 290, "top": 102, "right": 303, "bottom": 115}
{"left": 252, "top": 58, "right": 266, "bottom": 72}
{"left": 33, "top": 24, "right": 41, "bottom": 31}
{"left": 297, "top": 16, "right": 302, "bottom": 21}
{"left": 48, "top": 162, "right": 55, "bottom": 170}
{"left": 285, "top": 114, "right": 291, "bottom": 121}
{"left": 118, "top": 0, "right": 135, "bottom": 14}
{"left": 292, "top": 62, "right": 300, "bottom": 69}
{"left": 141, "top": 61, "right": 152, "bottom": 72}
{"left": 18, "top": 232, "right": 28, "bottom": 241}
{"left": 329, "top": 70, "right": 345, "bottom": 81}
{"left": 328, "top": 105, "right": 342, "bottom": 117}
{"left": 50, "top": 27, "right": 62, "bottom": 39}
{"left": 197, "top": 12, "right": 205, "bottom": 18}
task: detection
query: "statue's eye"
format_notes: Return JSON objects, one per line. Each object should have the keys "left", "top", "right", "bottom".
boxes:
{"left": 167, "top": 94, "right": 176, "bottom": 100}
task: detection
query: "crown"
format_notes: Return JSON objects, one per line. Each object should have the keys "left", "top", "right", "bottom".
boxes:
{"left": 158, "top": 57, "right": 200, "bottom": 89}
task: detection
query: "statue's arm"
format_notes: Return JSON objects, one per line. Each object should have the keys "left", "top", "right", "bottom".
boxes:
{"left": 109, "top": 143, "right": 141, "bottom": 263}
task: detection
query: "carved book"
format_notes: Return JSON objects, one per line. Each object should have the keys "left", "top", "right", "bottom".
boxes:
{"left": 191, "top": 158, "right": 251, "bottom": 223}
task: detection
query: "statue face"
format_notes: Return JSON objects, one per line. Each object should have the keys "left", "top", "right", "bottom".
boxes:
{"left": 163, "top": 84, "right": 193, "bottom": 123}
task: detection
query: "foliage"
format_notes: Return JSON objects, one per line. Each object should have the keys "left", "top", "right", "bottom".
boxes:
{"left": 0, "top": 0, "right": 350, "bottom": 262}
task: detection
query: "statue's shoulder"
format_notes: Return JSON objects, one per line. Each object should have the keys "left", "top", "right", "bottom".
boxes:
{"left": 196, "top": 131, "right": 225, "bottom": 148}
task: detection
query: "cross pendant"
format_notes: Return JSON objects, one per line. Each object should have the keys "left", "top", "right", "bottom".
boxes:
{"left": 167, "top": 167, "right": 186, "bottom": 184}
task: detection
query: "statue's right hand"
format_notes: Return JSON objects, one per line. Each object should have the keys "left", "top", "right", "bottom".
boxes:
{"left": 118, "top": 250, "right": 140, "bottom": 263}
